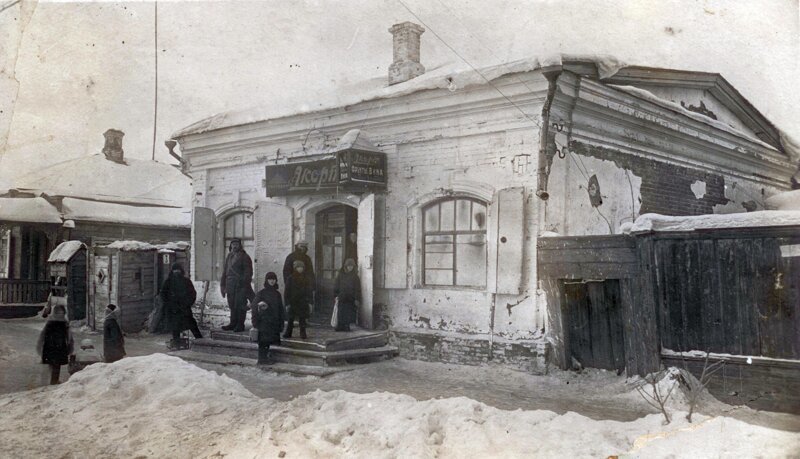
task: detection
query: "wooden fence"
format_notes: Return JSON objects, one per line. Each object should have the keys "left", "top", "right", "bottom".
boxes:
{"left": 0, "top": 279, "right": 50, "bottom": 304}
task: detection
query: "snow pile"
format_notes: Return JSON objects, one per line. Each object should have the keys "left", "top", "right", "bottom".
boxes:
{"left": 609, "top": 85, "right": 779, "bottom": 150}
{"left": 62, "top": 197, "right": 191, "bottom": 228}
{"left": 1, "top": 354, "right": 799, "bottom": 458}
{"left": 47, "top": 240, "right": 85, "bottom": 263}
{"left": 765, "top": 190, "right": 800, "bottom": 211}
{"left": 0, "top": 197, "right": 62, "bottom": 224}
{"left": 173, "top": 54, "right": 625, "bottom": 138}
{"left": 0, "top": 338, "right": 16, "bottom": 361}
{"left": 627, "top": 211, "right": 800, "bottom": 233}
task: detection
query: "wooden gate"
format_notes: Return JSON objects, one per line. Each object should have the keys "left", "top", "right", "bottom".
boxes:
{"left": 562, "top": 279, "right": 625, "bottom": 372}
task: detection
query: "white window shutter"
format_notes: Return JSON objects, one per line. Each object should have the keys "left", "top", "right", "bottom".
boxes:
{"left": 357, "top": 194, "right": 376, "bottom": 329}
{"left": 254, "top": 202, "right": 294, "bottom": 292}
{"left": 193, "top": 207, "right": 215, "bottom": 281}
{"left": 488, "top": 187, "right": 525, "bottom": 295}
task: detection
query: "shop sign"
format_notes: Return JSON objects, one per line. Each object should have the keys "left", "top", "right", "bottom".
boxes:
{"left": 265, "top": 150, "right": 387, "bottom": 197}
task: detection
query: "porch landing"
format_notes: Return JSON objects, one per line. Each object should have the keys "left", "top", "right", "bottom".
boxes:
{"left": 182, "top": 325, "right": 398, "bottom": 371}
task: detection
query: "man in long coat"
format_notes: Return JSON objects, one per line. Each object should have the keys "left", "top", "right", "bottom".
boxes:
{"left": 161, "top": 263, "right": 202, "bottom": 346}
{"left": 221, "top": 238, "right": 254, "bottom": 332}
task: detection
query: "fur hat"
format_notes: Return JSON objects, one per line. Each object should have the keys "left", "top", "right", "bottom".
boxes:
{"left": 296, "top": 240, "right": 308, "bottom": 247}
{"left": 265, "top": 272, "right": 278, "bottom": 281}
{"left": 170, "top": 262, "right": 185, "bottom": 273}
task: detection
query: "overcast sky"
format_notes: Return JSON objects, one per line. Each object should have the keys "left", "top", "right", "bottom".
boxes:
{"left": 1, "top": 0, "right": 798, "bottom": 186}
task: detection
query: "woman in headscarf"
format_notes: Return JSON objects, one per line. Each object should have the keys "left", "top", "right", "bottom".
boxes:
{"left": 103, "top": 304, "right": 126, "bottom": 363}
{"left": 333, "top": 258, "right": 361, "bottom": 332}
{"left": 283, "top": 260, "right": 313, "bottom": 339}
{"left": 251, "top": 272, "right": 285, "bottom": 364}
{"left": 160, "top": 262, "right": 202, "bottom": 349}
{"left": 36, "top": 304, "right": 73, "bottom": 385}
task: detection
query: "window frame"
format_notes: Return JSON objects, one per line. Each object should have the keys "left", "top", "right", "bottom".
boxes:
{"left": 421, "top": 197, "right": 488, "bottom": 288}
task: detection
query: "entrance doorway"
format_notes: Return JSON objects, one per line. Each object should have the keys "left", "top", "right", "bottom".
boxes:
{"left": 314, "top": 205, "right": 358, "bottom": 321}
{"left": 562, "top": 279, "right": 625, "bottom": 372}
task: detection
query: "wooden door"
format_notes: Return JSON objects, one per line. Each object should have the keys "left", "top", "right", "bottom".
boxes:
{"left": 315, "top": 205, "right": 357, "bottom": 321}
{"left": 563, "top": 279, "right": 625, "bottom": 372}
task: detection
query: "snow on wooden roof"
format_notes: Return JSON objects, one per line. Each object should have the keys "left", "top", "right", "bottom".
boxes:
{"left": 626, "top": 211, "right": 800, "bottom": 234}
{"left": 48, "top": 240, "right": 86, "bottom": 262}
{"left": 0, "top": 197, "right": 62, "bottom": 224}
{"left": 61, "top": 197, "right": 191, "bottom": 228}
{"left": 103, "top": 240, "right": 190, "bottom": 252}
{"left": 765, "top": 189, "right": 800, "bottom": 211}
{"left": 14, "top": 155, "right": 191, "bottom": 208}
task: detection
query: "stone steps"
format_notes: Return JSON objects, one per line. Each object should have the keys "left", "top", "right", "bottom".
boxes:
{"left": 191, "top": 337, "right": 398, "bottom": 367}
{"left": 168, "top": 349, "right": 355, "bottom": 377}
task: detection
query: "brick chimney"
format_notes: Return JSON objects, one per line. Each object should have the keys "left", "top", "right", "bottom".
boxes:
{"left": 388, "top": 22, "right": 425, "bottom": 85}
{"left": 102, "top": 129, "right": 124, "bottom": 163}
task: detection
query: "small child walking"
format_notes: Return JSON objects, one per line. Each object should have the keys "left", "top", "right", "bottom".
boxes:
{"left": 251, "top": 272, "right": 285, "bottom": 364}
{"left": 36, "top": 304, "right": 73, "bottom": 385}
{"left": 103, "top": 304, "right": 126, "bottom": 363}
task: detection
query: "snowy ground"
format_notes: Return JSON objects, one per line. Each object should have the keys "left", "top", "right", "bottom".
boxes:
{"left": 1, "top": 318, "right": 799, "bottom": 457}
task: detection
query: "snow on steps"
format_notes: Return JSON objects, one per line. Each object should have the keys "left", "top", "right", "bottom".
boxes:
{"left": 189, "top": 328, "right": 398, "bottom": 368}
{"left": 167, "top": 349, "right": 355, "bottom": 377}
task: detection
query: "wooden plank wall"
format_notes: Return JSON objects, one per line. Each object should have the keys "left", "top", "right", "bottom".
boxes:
{"left": 538, "top": 235, "right": 660, "bottom": 376}
{"left": 117, "top": 251, "right": 157, "bottom": 332}
{"left": 646, "top": 230, "right": 800, "bottom": 360}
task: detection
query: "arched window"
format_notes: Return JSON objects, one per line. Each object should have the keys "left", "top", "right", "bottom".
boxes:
{"left": 423, "top": 198, "right": 487, "bottom": 287}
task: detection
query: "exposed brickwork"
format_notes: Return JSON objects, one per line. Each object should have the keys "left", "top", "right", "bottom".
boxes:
{"left": 390, "top": 330, "right": 546, "bottom": 374}
{"left": 569, "top": 141, "right": 729, "bottom": 216}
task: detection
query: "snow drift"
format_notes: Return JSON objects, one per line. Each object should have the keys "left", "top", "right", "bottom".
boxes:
{"left": 0, "top": 354, "right": 797, "bottom": 458}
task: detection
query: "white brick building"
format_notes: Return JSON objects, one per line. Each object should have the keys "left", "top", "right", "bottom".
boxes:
{"left": 174, "top": 23, "right": 795, "bottom": 372}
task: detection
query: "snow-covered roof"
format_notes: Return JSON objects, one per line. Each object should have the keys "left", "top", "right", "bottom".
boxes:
{"left": 103, "top": 240, "right": 190, "bottom": 252}
{"left": 626, "top": 211, "right": 800, "bottom": 234}
{"left": 48, "top": 240, "right": 86, "bottom": 262}
{"left": 173, "top": 54, "right": 627, "bottom": 138}
{"left": 0, "top": 197, "right": 62, "bottom": 224}
{"left": 62, "top": 197, "right": 191, "bottom": 228}
{"left": 13, "top": 154, "right": 191, "bottom": 208}
{"left": 765, "top": 189, "right": 800, "bottom": 211}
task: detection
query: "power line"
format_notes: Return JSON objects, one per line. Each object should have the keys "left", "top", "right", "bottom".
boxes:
{"left": 151, "top": 0, "right": 159, "bottom": 161}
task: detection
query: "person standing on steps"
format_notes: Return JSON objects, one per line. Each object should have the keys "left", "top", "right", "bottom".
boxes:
{"left": 282, "top": 240, "right": 315, "bottom": 291}
{"left": 161, "top": 262, "right": 203, "bottom": 348}
{"left": 333, "top": 258, "right": 361, "bottom": 332}
{"left": 284, "top": 260, "right": 313, "bottom": 340}
{"left": 251, "top": 272, "right": 284, "bottom": 365}
{"left": 221, "top": 238, "right": 254, "bottom": 332}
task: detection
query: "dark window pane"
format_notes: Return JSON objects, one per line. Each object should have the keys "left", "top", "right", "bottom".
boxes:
{"left": 425, "top": 269, "right": 453, "bottom": 285}
{"left": 456, "top": 199, "right": 472, "bottom": 231}
{"left": 424, "top": 204, "right": 440, "bottom": 232}
{"left": 455, "top": 234, "right": 486, "bottom": 287}
{"left": 472, "top": 202, "right": 487, "bottom": 231}
{"left": 440, "top": 200, "right": 455, "bottom": 231}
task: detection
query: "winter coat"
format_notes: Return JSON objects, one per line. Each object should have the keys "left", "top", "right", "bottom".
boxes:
{"left": 334, "top": 269, "right": 361, "bottom": 325}
{"left": 252, "top": 285, "right": 285, "bottom": 345}
{"left": 160, "top": 273, "right": 198, "bottom": 333}
{"left": 37, "top": 315, "right": 73, "bottom": 366}
{"left": 221, "top": 249, "right": 254, "bottom": 300}
{"left": 285, "top": 272, "right": 313, "bottom": 319}
{"left": 282, "top": 251, "right": 315, "bottom": 286}
{"left": 103, "top": 309, "right": 126, "bottom": 363}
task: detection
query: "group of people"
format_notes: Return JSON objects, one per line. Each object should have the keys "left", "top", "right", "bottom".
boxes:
{"left": 221, "top": 237, "right": 361, "bottom": 364}
{"left": 36, "top": 236, "right": 362, "bottom": 380}
{"left": 37, "top": 301, "right": 125, "bottom": 385}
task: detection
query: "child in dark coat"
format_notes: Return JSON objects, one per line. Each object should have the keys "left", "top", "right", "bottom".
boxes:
{"left": 284, "top": 260, "right": 313, "bottom": 339}
{"left": 103, "top": 304, "right": 126, "bottom": 363}
{"left": 37, "top": 304, "right": 73, "bottom": 385}
{"left": 334, "top": 258, "right": 361, "bottom": 332}
{"left": 251, "top": 272, "right": 285, "bottom": 364}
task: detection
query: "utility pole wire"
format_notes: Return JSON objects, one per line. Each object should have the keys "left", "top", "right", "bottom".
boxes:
{"left": 152, "top": 0, "right": 158, "bottom": 161}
